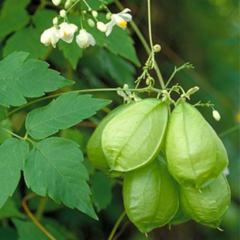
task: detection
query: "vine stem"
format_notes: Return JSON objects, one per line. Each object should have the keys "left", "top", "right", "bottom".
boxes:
{"left": 22, "top": 193, "right": 56, "bottom": 240}
{"left": 147, "top": 0, "right": 154, "bottom": 49}
{"left": 7, "top": 87, "right": 162, "bottom": 117}
{"left": 36, "top": 197, "right": 48, "bottom": 221}
{"left": 115, "top": 0, "right": 165, "bottom": 89}
{"left": 108, "top": 211, "right": 126, "bottom": 240}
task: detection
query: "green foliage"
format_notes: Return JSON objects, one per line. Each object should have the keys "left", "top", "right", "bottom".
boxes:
{"left": 90, "top": 172, "right": 114, "bottom": 212}
{"left": 0, "top": 0, "right": 30, "bottom": 38}
{"left": 0, "top": 52, "right": 72, "bottom": 107}
{"left": 0, "top": 198, "right": 25, "bottom": 220}
{"left": 24, "top": 137, "right": 97, "bottom": 219}
{"left": 3, "top": 28, "right": 49, "bottom": 59}
{"left": 0, "top": 139, "right": 29, "bottom": 208}
{"left": 12, "top": 219, "right": 65, "bottom": 240}
{"left": 0, "top": 105, "right": 7, "bottom": 121}
{"left": 26, "top": 92, "right": 111, "bottom": 139}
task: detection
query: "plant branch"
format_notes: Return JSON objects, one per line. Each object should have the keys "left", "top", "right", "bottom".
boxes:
{"left": 7, "top": 86, "right": 162, "bottom": 117}
{"left": 108, "top": 211, "right": 126, "bottom": 240}
{"left": 22, "top": 193, "right": 56, "bottom": 240}
{"left": 36, "top": 197, "right": 48, "bottom": 221}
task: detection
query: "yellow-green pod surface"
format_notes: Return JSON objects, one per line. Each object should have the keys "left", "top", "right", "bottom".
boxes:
{"left": 169, "top": 200, "right": 191, "bottom": 225}
{"left": 166, "top": 101, "right": 228, "bottom": 188}
{"left": 87, "top": 104, "right": 132, "bottom": 175}
{"left": 180, "top": 174, "right": 231, "bottom": 228}
{"left": 123, "top": 160, "right": 179, "bottom": 233}
{"left": 102, "top": 99, "right": 169, "bottom": 172}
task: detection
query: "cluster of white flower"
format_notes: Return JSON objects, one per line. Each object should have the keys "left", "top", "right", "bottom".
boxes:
{"left": 40, "top": 0, "right": 132, "bottom": 49}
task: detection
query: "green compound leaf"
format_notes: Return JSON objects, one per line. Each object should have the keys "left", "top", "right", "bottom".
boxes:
{"left": 3, "top": 28, "right": 49, "bottom": 60}
{"left": 26, "top": 92, "right": 111, "bottom": 140}
{"left": 23, "top": 137, "right": 98, "bottom": 220}
{"left": 0, "top": 52, "right": 73, "bottom": 107}
{"left": 0, "top": 138, "right": 29, "bottom": 208}
{"left": 0, "top": 0, "right": 30, "bottom": 38}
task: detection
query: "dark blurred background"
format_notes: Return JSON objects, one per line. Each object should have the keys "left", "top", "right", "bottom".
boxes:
{"left": 0, "top": 0, "right": 239, "bottom": 239}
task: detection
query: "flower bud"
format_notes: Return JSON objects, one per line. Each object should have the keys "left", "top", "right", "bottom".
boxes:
{"left": 212, "top": 110, "right": 221, "bottom": 121}
{"left": 52, "top": 17, "right": 58, "bottom": 25}
{"left": 52, "top": 0, "right": 61, "bottom": 6}
{"left": 60, "top": 9, "right": 66, "bottom": 18}
{"left": 65, "top": 0, "right": 71, "bottom": 9}
{"left": 106, "top": 12, "right": 112, "bottom": 20}
{"left": 83, "top": 10, "right": 87, "bottom": 14}
{"left": 153, "top": 44, "right": 161, "bottom": 52}
{"left": 87, "top": 19, "right": 95, "bottom": 27}
{"left": 97, "top": 22, "right": 107, "bottom": 32}
{"left": 92, "top": 10, "right": 98, "bottom": 18}
{"left": 186, "top": 86, "right": 199, "bottom": 95}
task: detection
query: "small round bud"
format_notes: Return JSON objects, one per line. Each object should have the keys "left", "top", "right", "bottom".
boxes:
{"left": 52, "top": 0, "right": 61, "bottom": 6}
{"left": 106, "top": 12, "right": 112, "bottom": 20}
{"left": 153, "top": 44, "right": 161, "bottom": 52}
{"left": 212, "top": 110, "right": 221, "bottom": 121}
{"left": 87, "top": 19, "right": 95, "bottom": 27}
{"left": 83, "top": 10, "right": 87, "bottom": 14}
{"left": 60, "top": 10, "right": 67, "bottom": 18}
{"left": 52, "top": 17, "right": 58, "bottom": 25}
{"left": 65, "top": 0, "right": 71, "bottom": 9}
{"left": 186, "top": 86, "right": 200, "bottom": 95}
{"left": 92, "top": 10, "right": 98, "bottom": 18}
{"left": 97, "top": 22, "right": 107, "bottom": 32}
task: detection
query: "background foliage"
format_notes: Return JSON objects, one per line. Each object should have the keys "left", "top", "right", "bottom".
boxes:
{"left": 0, "top": 0, "right": 239, "bottom": 239}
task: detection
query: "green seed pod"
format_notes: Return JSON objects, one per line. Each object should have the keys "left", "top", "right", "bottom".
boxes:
{"left": 180, "top": 174, "right": 231, "bottom": 228}
{"left": 166, "top": 101, "right": 228, "bottom": 188}
{"left": 169, "top": 196, "right": 191, "bottom": 226}
{"left": 87, "top": 104, "right": 132, "bottom": 175}
{"left": 123, "top": 159, "right": 179, "bottom": 233}
{"left": 102, "top": 99, "right": 169, "bottom": 172}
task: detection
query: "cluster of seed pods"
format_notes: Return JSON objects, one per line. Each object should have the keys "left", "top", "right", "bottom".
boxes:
{"left": 87, "top": 98, "right": 230, "bottom": 233}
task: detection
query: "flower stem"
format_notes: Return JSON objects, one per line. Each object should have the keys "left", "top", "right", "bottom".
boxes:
{"left": 115, "top": 0, "right": 165, "bottom": 89}
{"left": 108, "top": 211, "right": 126, "bottom": 240}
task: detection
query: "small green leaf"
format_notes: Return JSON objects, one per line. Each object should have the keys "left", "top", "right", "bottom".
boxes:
{"left": 0, "top": 227, "right": 18, "bottom": 240}
{"left": 0, "top": 0, "right": 30, "bottom": 38}
{"left": 24, "top": 137, "right": 98, "bottom": 219}
{"left": 26, "top": 92, "right": 111, "bottom": 139}
{"left": 0, "top": 52, "right": 73, "bottom": 107}
{"left": 58, "top": 40, "right": 83, "bottom": 70}
{"left": 0, "top": 198, "right": 25, "bottom": 220}
{"left": 3, "top": 28, "right": 49, "bottom": 59}
{"left": 90, "top": 172, "right": 113, "bottom": 212}
{"left": 0, "top": 119, "right": 12, "bottom": 144}
{"left": 33, "top": 9, "right": 57, "bottom": 31}
{"left": 0, "top": 105, "right": 7, "bottom": 121}
{"left": 12, "top": 219, "right": 65, "bottom": 240}
{"left": 0, "top": 138, "right": 29, "bottom": 208}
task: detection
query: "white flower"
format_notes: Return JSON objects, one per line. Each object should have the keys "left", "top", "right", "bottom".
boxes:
{"left": 40, "top": 27, "right": 60, "bottom": 48}
{"left": 52, "top": 0, "right": 61, "bottom": 6}
{"left": 59, "top": 22, "right": 78, "bottom": 43}
{"left": 106, "top": 8, "right": 132, "bottom": 36}
{"left": 76, "top": 29, "right": 96, "bottom": 49}
{"left": 97, "top": 22, "right": 107, "bottom": 32}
